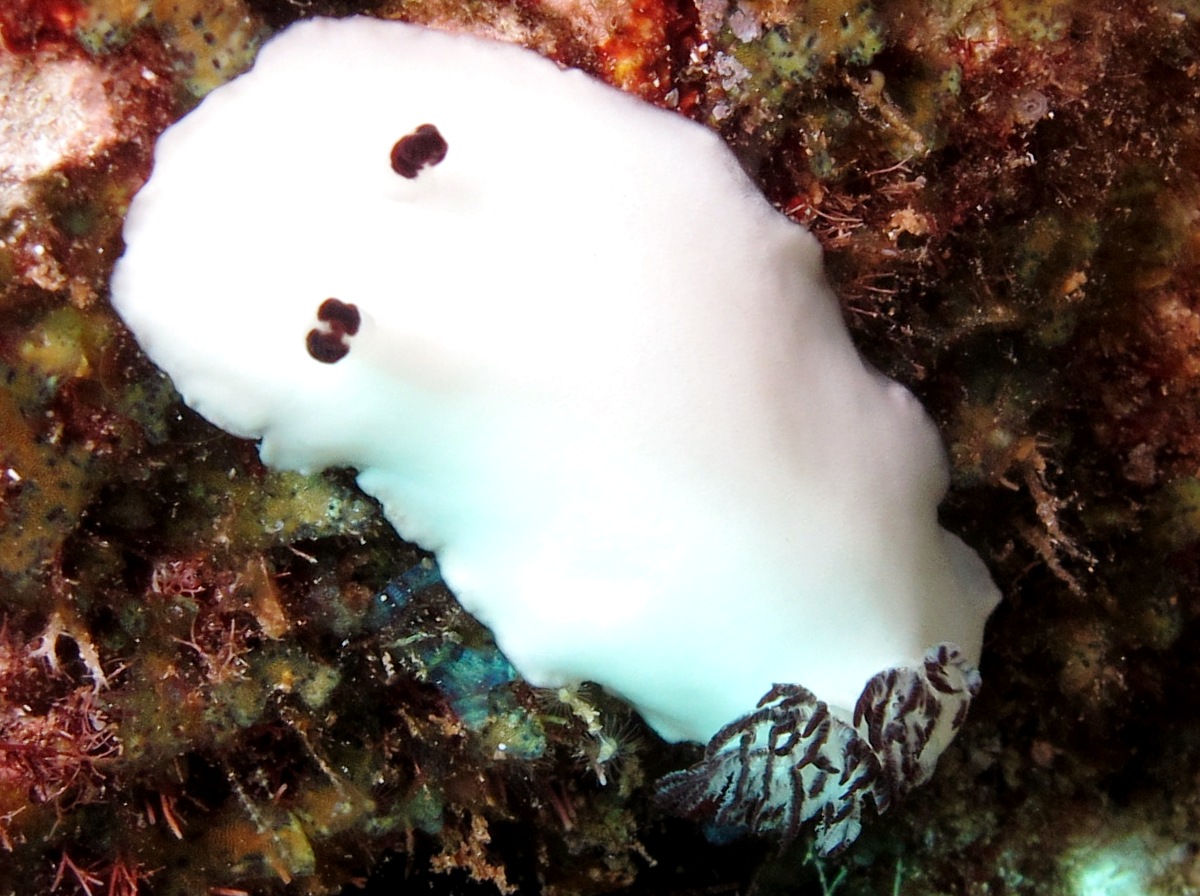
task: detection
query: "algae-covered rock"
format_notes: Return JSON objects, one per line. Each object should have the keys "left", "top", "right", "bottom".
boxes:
{"left": 2, "top": 0, "right": 1200, "bottom": 893}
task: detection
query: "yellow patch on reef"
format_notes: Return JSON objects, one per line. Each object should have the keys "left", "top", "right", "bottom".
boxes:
{"left": 0, "top": 380, "right": 93, "bottom": 595}
{"left": 597, "top": 0, "right": 671, "bottom": 97}
{"left": 293, "top": 778, "right": 376, "bottom": 838}
{"left": 78, "top": 0, "right": 265, "bottom": 95}
{"left": 733, "top": 0, "right": 884, "bottom": 72}
{"left": 243, "top": 557, "right": 291, "bottom": 640}
{"left": 997, "top": 0, "right": 1070, "bottom": 43}
{"left": 198, "top": 806, "right": 316, "bottom": 884}
{"left": 257, "top": 648, "right": 341, "bottom": 710}
{"left": 18, "top": 306, "right": 91, "bottom": 380}
{"left": 224, "top": 468, "right": 382, "bottom": 548}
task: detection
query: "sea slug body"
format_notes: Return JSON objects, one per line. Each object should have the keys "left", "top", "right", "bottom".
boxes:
{"left": 110, "top": 16, "right": 1001, "bottom": 854}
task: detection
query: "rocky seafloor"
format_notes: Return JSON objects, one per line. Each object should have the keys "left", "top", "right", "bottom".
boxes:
{"left": 1, "top": 0, "right": 1199, "bottom": 893}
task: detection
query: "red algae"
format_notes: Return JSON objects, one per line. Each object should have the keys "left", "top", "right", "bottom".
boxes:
{"left": 0, "top": 0, "right": 1199, "bottom": 893}
{"left": 0, "top": 0, "right": 85, "bottom": 53}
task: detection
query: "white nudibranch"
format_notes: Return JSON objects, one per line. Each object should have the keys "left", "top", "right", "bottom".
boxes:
{"left": 110, "top": 16, "right": 1001, "bottom": 854}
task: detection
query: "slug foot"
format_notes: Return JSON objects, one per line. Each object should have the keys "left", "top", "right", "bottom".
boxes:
{"left": 654, "top": 643, "right": 981, "bottom": 856}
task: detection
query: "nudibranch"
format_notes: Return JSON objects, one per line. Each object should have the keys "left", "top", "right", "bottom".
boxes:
{"left": 110, "top": 16, "right": 1000, "bottom": 854}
